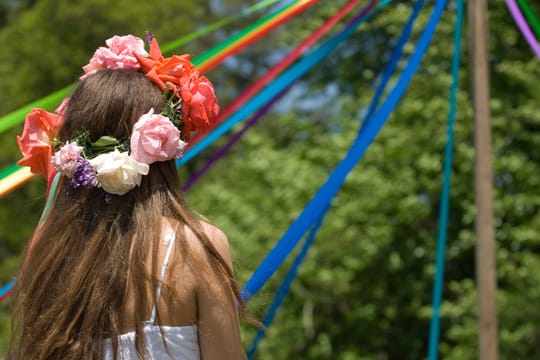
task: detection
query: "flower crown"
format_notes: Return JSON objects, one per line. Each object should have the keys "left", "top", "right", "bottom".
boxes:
{"left": 17, "top": 34, "right": 219, "bottom": 196}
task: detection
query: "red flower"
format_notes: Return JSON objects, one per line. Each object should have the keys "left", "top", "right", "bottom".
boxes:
{"left": 135, "top": 38, "right": 219, "bottom": 136}
{"left": 180, "top": 72, "right": 220, "bottom": 134}
{"left": 134, "top": 38, "right": 195, "bottom": 94}
{"left": 17, "top": 109, "right": 63, "bottom": 178}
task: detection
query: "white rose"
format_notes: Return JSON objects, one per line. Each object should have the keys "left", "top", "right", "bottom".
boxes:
{"left": 89, "top": 150, "right": 149, "bottom": 195}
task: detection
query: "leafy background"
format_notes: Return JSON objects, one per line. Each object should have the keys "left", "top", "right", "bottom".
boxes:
{"left": 0, "top": 0, "right": 539, "bottom": 359}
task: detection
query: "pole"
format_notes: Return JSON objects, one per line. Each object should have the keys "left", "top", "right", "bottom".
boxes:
{"left": 468, "top": 0, "right": 499, "bottom": 359}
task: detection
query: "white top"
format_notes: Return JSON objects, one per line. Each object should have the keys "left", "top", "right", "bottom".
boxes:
{"left": 103, "top": 325, "right": 200, "bottom": 360}
{"left": 103, "top": 227, "right": 201, "bottom": 359}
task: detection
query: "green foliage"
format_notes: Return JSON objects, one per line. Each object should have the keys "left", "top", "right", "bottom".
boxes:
{"left": 1, "top": 0, "right": 540, "bottom": 359}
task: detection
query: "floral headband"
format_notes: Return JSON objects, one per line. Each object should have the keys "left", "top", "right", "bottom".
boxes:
{"left": 17, "top": 34, "right": 219, "bottom": 196}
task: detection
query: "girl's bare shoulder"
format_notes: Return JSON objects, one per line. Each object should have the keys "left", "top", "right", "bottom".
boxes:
{"left": 184, "top": 220, "right": 232, "bottom": 269}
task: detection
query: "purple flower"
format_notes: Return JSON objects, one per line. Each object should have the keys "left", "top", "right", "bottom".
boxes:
{"left": 145, "top": 31, "right": 155, "bottom": 45}
{"left": 65, "top": 157, "right": 98, "bottom": 192}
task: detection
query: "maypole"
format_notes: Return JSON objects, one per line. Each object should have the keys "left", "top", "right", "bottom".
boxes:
{"left": 468, "top": 0, "right": 499, "bottom": 358}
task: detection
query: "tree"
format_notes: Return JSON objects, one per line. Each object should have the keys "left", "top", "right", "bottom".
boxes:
{"left": 187, "top": 1, "right": 540, "bottom": 359}
{"left": 1, "top": 0, "right": 540, "bottom": 358}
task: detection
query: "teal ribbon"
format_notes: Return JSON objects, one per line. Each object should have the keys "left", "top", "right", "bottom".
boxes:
{"left": 427, "top": 0, "right": 464, "bottom": 358}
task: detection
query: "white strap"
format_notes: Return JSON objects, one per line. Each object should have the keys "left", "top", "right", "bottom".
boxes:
{"left": 147, "top": 226, "right": 177, "bottom": 325}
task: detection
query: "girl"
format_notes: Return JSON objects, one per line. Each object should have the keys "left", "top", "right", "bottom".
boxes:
{"left": 11, "top": 35, "right": 245, "bottom": 359}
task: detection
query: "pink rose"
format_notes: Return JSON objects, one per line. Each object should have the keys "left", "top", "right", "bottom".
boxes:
{"left": 130, "top": 109, "right": 187, "bottom": 164}
{"left": 51, "top": 141, "right": 83, "bottom": 178}
{"left": 17, "top": 109, "right": 64, "bottom": 178}
{"left": 179, "top": 72, "right": 220, "bottom": 135}
{"left": 81, "top": 35, "right": 148, "bottom": 79}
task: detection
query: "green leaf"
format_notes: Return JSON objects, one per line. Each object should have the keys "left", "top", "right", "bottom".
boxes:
{"left": 92, "top": 136, "right": 120, "bottom": 148}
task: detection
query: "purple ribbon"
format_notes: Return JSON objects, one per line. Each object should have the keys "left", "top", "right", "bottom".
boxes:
{"left": 506, "top": 0, "right": 540, "bottom": 59}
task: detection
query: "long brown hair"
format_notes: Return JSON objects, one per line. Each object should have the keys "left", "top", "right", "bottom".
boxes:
{"left": 10, "top": 69, "right": 243, "bottom": 359}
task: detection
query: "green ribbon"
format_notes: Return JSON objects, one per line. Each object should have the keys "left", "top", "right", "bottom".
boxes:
{"left": 0, "top": 85, "right": 74, "bottom": 134}
{"left": 193, "top": 0, "right": 296, "bottom": 65}
{"left": 517, "top": 0, "right": 540, "bottom": 38}
{"left": 162, "top": 0, "right": 282, "bottom": 54}
{"left": 0, "top": 0, "right": 284, "bottom": 134}
{"left": 0, "top": 163, "right": 22, "bottom": 180}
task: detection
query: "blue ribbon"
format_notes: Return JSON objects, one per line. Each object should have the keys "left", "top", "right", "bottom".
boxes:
{"left": 245, "top": 1, "right": 420, "bottom": 355}
{"left": 361, "top": 0, "right": 425, "bottom": 129}
{"left": 0, "top": 280, "right": 15, "bottom": 298}
{"left": 246, "top": 206, "right": 329, "bottom": 359}
{"left": 242, "top": 0, "right": 449, "bottom": 301}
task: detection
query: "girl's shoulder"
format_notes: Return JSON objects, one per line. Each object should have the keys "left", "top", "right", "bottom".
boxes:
{"left": 186, "top": 220, "right": 232, "bottom": 270}
{"left": 162, "top": 217, "right": 232, "bottom": 270}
